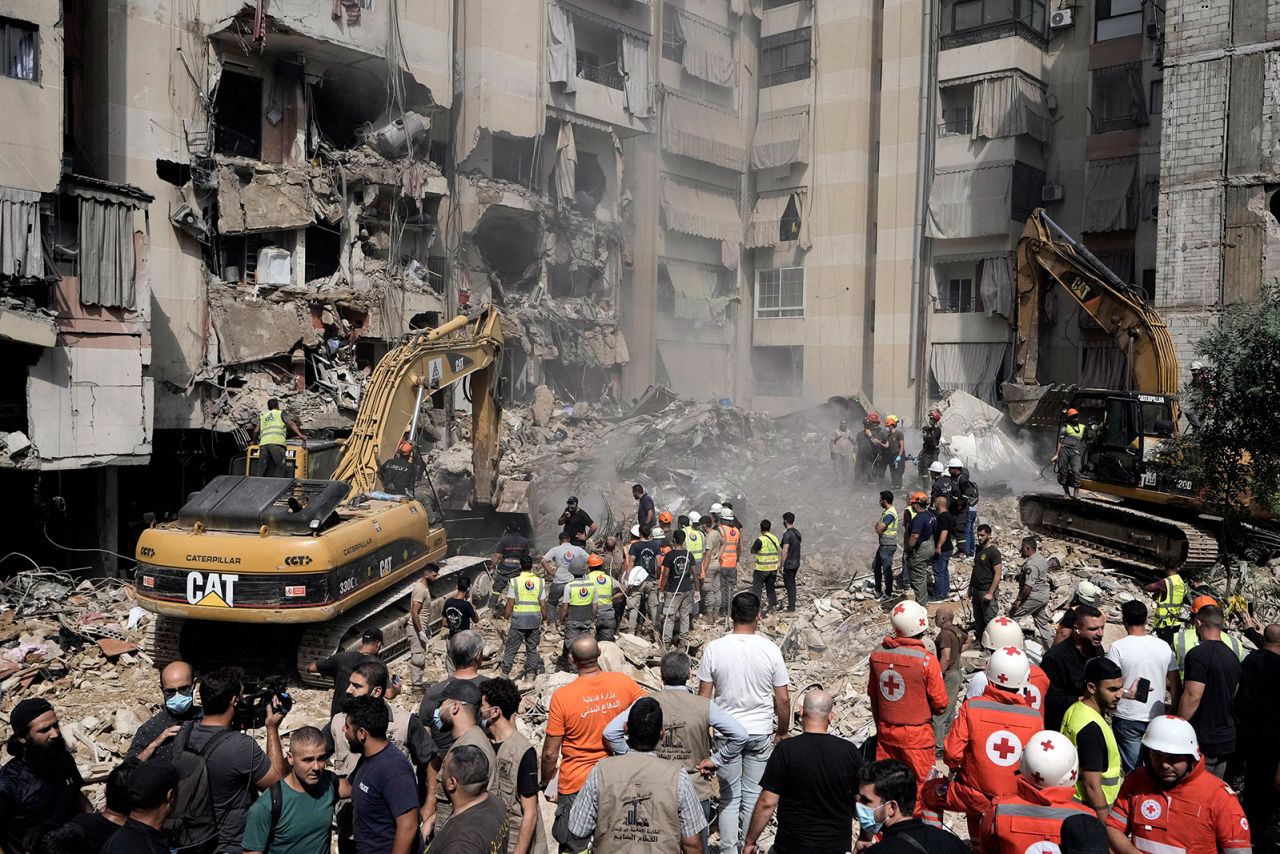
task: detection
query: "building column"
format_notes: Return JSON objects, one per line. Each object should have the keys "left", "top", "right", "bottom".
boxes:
{"left": 98, "top": 467, "right": 119, "bottom": 577}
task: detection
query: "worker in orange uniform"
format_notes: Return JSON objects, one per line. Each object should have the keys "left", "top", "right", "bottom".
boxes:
{"left": 709, "top": 506, "right": 740, "bottom": 624}
{"left": 965, "top": 615, "right": 1051, "bottom": 713}
{"left": 922, "top": 646, "right": 1044, "bottom": 842}
{"left": 869, "top": 599, "right": 949, "bottom": 810}
{"left": 979, "top": 729, "right": 1095, "bottom": 854}
{"left": 1106, "top": 715, "right": 1251, "bottom": 854}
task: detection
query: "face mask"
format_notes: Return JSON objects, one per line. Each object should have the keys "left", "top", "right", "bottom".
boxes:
{"left": 480, "top": 712, "right": 495, "bottom": 731}
{"left": 165, "top": 692, "right": 194, "bottom": 716}
{"left": 856, "top": 802, "right": 884, "bottom": 835}
{"left": 433, "top": 708, "right": 452, "bottom": 732}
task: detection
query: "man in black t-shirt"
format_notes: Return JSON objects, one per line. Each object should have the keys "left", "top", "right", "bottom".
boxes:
{"left": 780, "top": 512, "right": 802, "bottom": 613}
{"left": 442, "top": 575, "right": 480, "bottom": 639}
{"left": 308, "top": 629, "right": 384, "bottom": 717}
{"left": 931, "top": 495, "right": 957, "bottom": 602}
{"left": 377, "top": 441, "right": 423, "bottom": 495}
{"left": 1178, "top": 605, "right": 1242, "bottom": 778}
{"left": 633, "top": 483, "right": 656, "bottom": 527}
{"left": 624, "top": 525, "right": 660, "bottom": 635}
{"left": 969, "top": 524, "right": 1003, "bottom": 641}
{"left": 558, "top": 496, "right": 597, "bottom": 548}
{"left": 745, "top": 688, "right": 862, "bottom": 854}
{"left": 658, "top": 530, "right": 698, "bottom": 649}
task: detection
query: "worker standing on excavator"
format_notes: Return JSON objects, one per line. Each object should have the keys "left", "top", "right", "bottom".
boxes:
{"left": 1053, "top": 408, "right": 1086, "bottom": 499}
{"left": 252, "top": 397, "right": 305, "bottom": 477}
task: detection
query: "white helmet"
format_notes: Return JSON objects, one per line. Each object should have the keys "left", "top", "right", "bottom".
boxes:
{"left": 986, "top": 645, "right": 1031, "bottom": 691}
{"left": 651, "top": 526, "right": 665, "bottom": 538}
{"left": 688, "top": 511, "right": 702, "bottom": 524}
{"left": 710, "top": 502, "right": 724, "bottom": 515}
{"left": 1189, "top": 360, "right": 1205, "bottom": 372}
{"left": 947, "top": 457, "right": 964, "bottom": 469}
{"left": 890, "top": 600, "right": 929, "bottom": 637}
{"left": 1142, "top": 715, "right": 1200, "bottom": 758}
{"left": 929, "top": 460, "right": 945, "bottom": 474}
{"left": 719, "top": 508, "right": 734, "bottom": 520}
{"left": 631, "top": 524, "right": 640, "bottom": 537}
{"left": 1020, "top": 730, "right": 1079, "bottom": 789}
{"left": 980, "top": 616, "right": 1026, "bottom": 651}
{"left": 1074, "top": 579, "right": 1102, "bottom": 606}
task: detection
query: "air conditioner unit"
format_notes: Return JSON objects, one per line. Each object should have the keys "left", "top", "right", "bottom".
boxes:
{"left": 1041, "top": 183, "right": 1064, "bottom": 202}
{"left": 1049, "top": 8, "right": 1074, "bottom": 29}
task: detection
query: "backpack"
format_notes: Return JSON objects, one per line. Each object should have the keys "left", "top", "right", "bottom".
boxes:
{"left": 166, "top": 722, "right": 236, "bottom": 853}
{"left": 262, "top": 772, "right": 339, "bottom": 853}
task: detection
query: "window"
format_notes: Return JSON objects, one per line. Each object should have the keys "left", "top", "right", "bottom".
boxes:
{"left": 944, "top": 0, "right": 1047, "bottom": 38}
{"left": 1095, "top": 0, "right": 1143, "bottom": 41}
{"left": 937, "top": 277, "right": 985, "bottom": 313}
{"left": 761, "top": 28, "right": 811, "bottom": 88}
{"left": 1, "top": 18, "right": 37, "bottom": 82}
{"left": 1141, "top": 268, "right": 1156, "bottom": 302}
{"left": 491, "top": 136, "right": 535, "bottom": 184}
{"left": 752, "top": 346, "right": 804, "bottom": 396}
{"left": 756, "top": 267, "right": 804, "bottom": 318}
{"left": 1091, "top": 63, "right": 1147, "bottom": 134}
{"left": 939, "top": 85, "right": 975, "bottom": 136}
{"left": 214, "top": 70, "right": 263, "bottom": 158}
{"left": 662, "top": 6, "right": 684, "bottom": 62}
{"left": 1011, "top": 162, "right": 1047, "bottom": 222}
{"left": 1149, "top": 79, "right": 1163, "bottom": 114}
{"left": 780, "top": 195, "right": 801, "bottom": 242}
{"left": 762, "top": 0, "right": 798, "bottom": 9}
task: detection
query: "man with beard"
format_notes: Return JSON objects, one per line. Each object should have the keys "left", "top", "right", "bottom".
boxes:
{"left": 423, "top": 679, "right": 496, "bottom": 837}
{"left": 338, "top": 696, "right": 423, "bottom": 854}
{"left": 0, "top": 697, "right": 91, "bottom": 852}
{"left": 243, "top": 726, "right": 339, "bottom": 854}
{"left": 128, "top": 660, "right": 201, "bottom": 763}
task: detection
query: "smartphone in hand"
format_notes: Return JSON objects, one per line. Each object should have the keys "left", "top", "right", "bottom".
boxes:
{"left": 1134, "top": 677, "right": 1151, "bottom": 704}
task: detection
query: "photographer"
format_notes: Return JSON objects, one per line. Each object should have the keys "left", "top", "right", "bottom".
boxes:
{"left": 168, "top": 666, "right": 287, "bottom": 853}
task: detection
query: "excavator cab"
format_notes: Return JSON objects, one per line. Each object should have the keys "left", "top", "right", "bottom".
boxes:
{"left": 234, "top": 439, "right": 343, "bottom": 480}
{"left": 1066, "top": 390, "right": 1182, "bottom": 493}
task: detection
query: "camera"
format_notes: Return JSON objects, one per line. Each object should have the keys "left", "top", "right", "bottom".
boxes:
{"left": 232, "top": 676, "right": 293, "bottom": 730}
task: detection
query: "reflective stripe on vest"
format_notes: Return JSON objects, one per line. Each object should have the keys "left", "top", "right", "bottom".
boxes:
{"left": 1060, "top": 701, "right": 1122, "bottom": 805}
{"left": 870, "top": 644, "right": 933, "bottom": 726}
{"left": 685, "top": 528, "right": 704, "bottom": 561}
{"left": 987, "top": 798, "right": 1095, "bottom": 854}
{"left": 566, "top": 580, "right": 596, "bottom": 621}
{"left": 590, "top": 570, "right": 614, "bottom": 601}
{"left": 1064, "top": 422, "right": 1085, "bottom": 439}
{"left": 882, "top": 505, "right": 900, "bottom": 539}
{"left": 1154, "top": 574, "right": 1187, "bottom": 628}
{"left": 755, "top": 532, "right": 781, "bottom": 572}
{"left": 513, "top": 573, "right": 543, "bottom": 614}
{"left": 993, "top": 802, "right": 1094, "bottom": 821}
{"left": 259, "top": 409, "right": 287, "bottom": 446}
{"left": 959, "top": 698, "right": 1043, "bottom": 796}
{"left": 1175, "top": 628, "right": 1243, "bottom": 672}
{"left": 719, "top": 526, "right": 740, "bottom": 567}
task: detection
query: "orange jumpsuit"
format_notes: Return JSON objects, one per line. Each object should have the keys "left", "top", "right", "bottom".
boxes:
{"left": 869, "top": 634, "right": 949, "bottom": 810}
{"left": 1108, "top": 756, "right": 1252, "bottom": 854}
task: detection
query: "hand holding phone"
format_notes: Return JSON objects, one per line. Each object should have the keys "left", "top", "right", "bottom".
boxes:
{"left": 1133, "top": 677, "right": 1151, "bottom": 704}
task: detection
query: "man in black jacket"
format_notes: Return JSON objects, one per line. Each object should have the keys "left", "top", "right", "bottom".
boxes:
{"left": 858, "top": 759, "right": 968, "bottom": 853}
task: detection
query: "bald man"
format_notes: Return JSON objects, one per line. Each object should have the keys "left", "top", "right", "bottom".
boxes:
{"left": 1238, "top": 620, "right": 1280, "bottom": 844}
{"left": 129, "top": 660, "right": 201, "bottom": 762}
{"left": 744, "top": 689, "right": 865, "bottom": 854}
{"left": 933, "top": 605, "right": 967, "bottom": 749}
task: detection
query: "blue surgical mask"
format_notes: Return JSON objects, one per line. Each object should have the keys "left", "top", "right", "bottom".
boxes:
{"left": 165, "top": 692, "right": 194, "bottom": 716}
{"left": 856, "top": 802, "right": 884, "bottom": 835}
{"left": 432, "top": 707, "right": 452, "bottom": 732}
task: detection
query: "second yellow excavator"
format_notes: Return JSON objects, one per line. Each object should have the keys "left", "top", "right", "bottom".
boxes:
{"left": 132, "top": 307, "right": 519, "bottom": 678}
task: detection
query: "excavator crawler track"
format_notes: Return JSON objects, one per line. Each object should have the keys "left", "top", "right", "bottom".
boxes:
{"left": 1019, "top": 493, "right": 1219, "bottom": 576}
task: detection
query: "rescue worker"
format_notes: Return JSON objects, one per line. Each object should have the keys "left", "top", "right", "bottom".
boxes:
{"left": 918, "top": 408, "right": 943, "bottom": 489}
{"left": 500, "top": 554, "right": 547, "bottom": 678}
{"left": 377, "top": 440, "right": 422, "bottom": 495}
{"left": 557, "top": 555, "right": 597, "bottom": 672}
{"left": 1106, "top": 715, "right": 1251, "bottom": 854}
{"left": 1171, "top": 594, "right": 1245, "bottom": 675}
{"left": 928, "top": 459, "right": 954, "bottom": 502}
{"left": 623, "top": 524, "right": 659, "bottom": 637}
{"left": 1053, "top": 408, "right": 1086, "bottom": 499}
{"left": 904, "top": 492, "right": 936, "bottom": 607}
{"left": 682, "top": 513, "right": 705, "bottom": 619}
{"left": 252, "top": 397, "right": 305, "bottom": 477}
{"left": 978, "top": 730, "right": 1095, "bottom": 854}
{"left": 750, "top": 519, "right": 782, "bottom": 614}
{"left": 966, "top": 616, "right": 1051, "bottom": 712}
{"left": 587, "top": 554, "right": 618, "bottom": 642}
{"left": 858, "top": 412, "right": 882, "bottom": 482}
{"left": 711, "top": 507, "right": 740, "bottom": 622}
{"left": 1008, "top": 536, "right": 1055, "bottom": 650}
{"left": 881, "top": 415, "right": 906, "bottom": 488}
{"left": 700, "top": 512, "right": 722, "bottom": 621}
{"left": 1060, "top": 657, "right": 1123, "bottom": 817}
{"left": 945, "top": 457, "right": 977, "bottom": 557}
{"left": 923, "top": 646, "right": 1044, "bottom": 840}
{"left": 1144, "top": 564, "right": 1188, "bottom": 644}
{"left": 491, "top": 521, "right": 531, "bottom": 611}
{"left": 872, "top": 490, "right": 899, "bottom": 599}
{"left": 869, "top": 599, "right": 950, "bottom": 810}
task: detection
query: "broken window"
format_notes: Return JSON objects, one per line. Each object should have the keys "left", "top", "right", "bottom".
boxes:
{"left": 218, "top": 231, "right": 291, "bottom": 284}
{"left": 761, "top": 28, "right": 810, "bottom": 88}
{"left": 574, "top": 150, "right": 606, "bottom": 213}
{"left": 573, "top": 16, "right": 623, "bottom": 89}
{"left": 780, "top": 195, "right": 802, "bottom": 242}
{"left": 215, "top": 70, "right": 263, "bottom": 158}
{"left": 1149, "top": 79, "right": 1163, "bottom": 114}
{"left": 491, "top": 136, "right": 536, "bottom": 185}
{"left": 471, "top": 206, "right": 539, "bottom": 286}
{"left": 549, "top": 263, "right": 600, "bottom": 299}
{"left": 939, "top": 85, "right": 974, "bottom": 136}
{"left": 309, "top": 67, "right": 387, "bottom": 150}
{"left": 662, "top": 5, "right": 684, "bottom": 63}
{"left": 1091, "top": 63, "right": 1147, "bottom": 134}
{"left": 1095, "top": 0, "right": 1143, "bottom": 41}
{"left": 1, "top": 18, "right": 37, "bottom": 82}
{"left": 752, "top": 346, "right": 804, "bottom": 396}
{"left": 305, "top": 225, "right": 339, "bottom": 281}
{"left": 755, "top": 267, "right": 804, "bottom": 318}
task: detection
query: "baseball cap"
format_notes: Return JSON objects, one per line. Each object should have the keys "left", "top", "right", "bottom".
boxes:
{"left": 362, "top": 627, "right": 384, "bottom": 643}
{"left": 128, "top": 760, "right": 181, "bottom": 810}
{"left": 442, "top": 679, "right": 483, "bottom": 706}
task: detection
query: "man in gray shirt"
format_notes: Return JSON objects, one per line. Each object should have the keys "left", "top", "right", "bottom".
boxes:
{"left": 1008, "top": 536, "right": 1054, "bottom": 648}
{"left": 543, "top": 531, "right": 589, "bottom": 623}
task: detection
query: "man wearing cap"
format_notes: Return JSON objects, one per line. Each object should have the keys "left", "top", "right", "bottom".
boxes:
{"left": 1008, "top": 536, "right": 1056, "bottom": 652}
{"left": 904, "top": 492, "right": 936, "bottom": 607}
{"left": 308, "top": 628, "right": 386, "bottom": 717}
{"left": 500, "top": 554, "right": 548, "bottom": 678}
{"left": 1171, "top": 595, "right": 1245, "bottom": 676}
{"left": 0, "top": 698, "right": 90, "bottom": 852}
{"left": 378, "top": 440, "right": 423, "bottom": 495}
{"left": 543, "top": 531, "right": 589, "bottom": 624}
{"left": 978, "top": 730, "right": 1095, "bottom": 854}
{"left": 558, "top": 496, "right": 597, "bottom": 550}
{"left": 1061, "top": 657, "right": 1124, "bottom": 817}
{"left": 558, "top": 555, "right": 598, "bottom": 670}
{"left": 624, "top": 524, "right": 660, "bottom": 637}
{"left": 1053, "top": 408, "right": 1087, "bottom": 499}
{"left": 102, "top": 760, "right": 180, "bottom": 854}
{"left": 1106, "top": 714, "right": 1251, "bottom": 854}
{"left": 425, "top": 678, "right": 497, "bottom": 834}
{"left": 492, "top": 522, "right": 532, "bottom": 610}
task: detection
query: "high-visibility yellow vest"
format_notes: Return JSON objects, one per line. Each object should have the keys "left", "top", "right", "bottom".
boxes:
{"left": 590, "top": 570, "right": 614, "bottom": 602}
{"left": 259, "top": 410, "right": 287, "bottom": 446}
{"left": 685, "top": 528, "right": 704, "bottom": 561}
{"left": 755, "top": 532, "right": 781, "bottom": 572}
{"left": 882, "top": 505, "right": 900, "bottom": 539}
{"left": 1060, "top": 701, "right": 1122, "bottom": 806}
{"left": 1173, "top": 627, "right": 1244, "bottom": 673}
{"left": 512, "top": 573, "right": 543, "bottom": 615}
{"left": 1153, "top": 574, "right": 1187, "bottom": 629}
{"left": 565, "top": 579, "right": 596, "bottom": 621}
{"left": 1063, "top": 422, "right": 1085, "bottom": 444}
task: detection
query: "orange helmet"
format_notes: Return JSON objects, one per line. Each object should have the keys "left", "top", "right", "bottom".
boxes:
{"left": 658, "top": 511, "right": 674, "bottom": 525}
{"left": 398, "top": 441, "right": 414, "bottom": 455}
{"left": 587, "top": 553, "right": 604, "bottom": 568}
{"left": 1065, "top": 408, "right": 1080, "bottom": 417}
{"left": 909, "top": 491, "right": 929, "bottom": 505}
{"left": 1190, "top": 594, "right": 1218, "bottom": 613}
{"left": 885, "top": 414, "right": 899, "bottom": 427}
{"left": 866, "top": 412, "right": 881, "bottom": 423}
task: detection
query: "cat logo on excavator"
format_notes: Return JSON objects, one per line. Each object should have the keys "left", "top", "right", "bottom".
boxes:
{"left": 186, "top": 571, "right": 239, "bottom": 607}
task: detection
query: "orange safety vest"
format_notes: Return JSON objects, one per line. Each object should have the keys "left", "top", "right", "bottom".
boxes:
{"left": 981, "top": 779, "right": 1094, "bottom": 854}
{"left": 719, "top": 525, "right": 740, "bottom": 568}
{"left": 1026, "top": 664, "right": 1050, "bottom": 712}
{"left": 869, "top": 638, "right": 940, "bottom": 727}
{"left": 949, "top": 690, "right": 1043, "bottom": 797}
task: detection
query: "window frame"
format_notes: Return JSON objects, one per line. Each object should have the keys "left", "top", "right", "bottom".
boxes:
{"left": 935, "top": 275, "right": 986, "bottom": 313}
{"left": 661, "top": 5, "right": 684, "bottom": 63}
{"left": 755, "top": 266, "right": 806, "bottom": 318}
{"left": 1149, "top": 78, "right": 1163, "bottom": 114}
{"left": 760, "top": 28, "right": 812, "bottom": 88}
{"left": 0, "top": 18, "right": 38, "bottom": 83}
{"left": 1091, "top": 62, "right": 1147, "bottom": 134}
{"left": 944, "top": 0, "right": 1047, "bottom": 39}
{"left": 1094, "top": 0, "right": 1144, "bottom": 42}
{"left": 752, "top": 345, "right": 805, "bottom": 397}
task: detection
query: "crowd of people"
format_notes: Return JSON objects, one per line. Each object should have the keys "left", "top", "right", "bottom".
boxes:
{"left": 0, "top": 474, "right": 1274, "bottom": 854}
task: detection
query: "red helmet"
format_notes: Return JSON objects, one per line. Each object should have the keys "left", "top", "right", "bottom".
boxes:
{"left": 1065, "top": 408, "right": 1080, "bottom": 417}
{"left": 928, "top": 408, "right": 942, "bottom": 422}
{"left": 866, "top": 412, "right": 881, "bottom": 423}
{"left": 398, "top": 441, "right": 413, "bottom": 455}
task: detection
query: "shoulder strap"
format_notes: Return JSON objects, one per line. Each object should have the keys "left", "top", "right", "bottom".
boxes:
{"left": 196, "top": 728, "right": 237, "bottom": 758}
{"left": 897, "top": 831, "right": 931, "bottom": 854}
{"left": 263, "top": 780, "right": 284, "bottom": 854}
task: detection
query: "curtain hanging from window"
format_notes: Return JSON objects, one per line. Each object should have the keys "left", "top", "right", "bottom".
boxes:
{"left": 752, "top": 107, "right": 810, "bottom": 169}
{"left": 972, "top": 74, "right": 1051, "bottom": 142}
{"left": 675, "top": 11, "right": 736, "bottom": 87}
{"left": 621, "top": 33, "right": 653, "bottom": 116}
{"left": 554, "top": 122, "right": 577, "bottom": 205}
{"left": 661, "top": 91, "right": 747, "bottom": 170}
{"left": 0, "top": 187, "right": 42, "bottom": 278}
{"left": 979, "top": 254, "right": 1014, "bottom": 320}
{"left": 930, "top": 342, "right": 1008, "bottom": 405}
{"left": 78, "top": 198, "right": 137, "bottom": 309}
{"left": 661, "top": 259, "right": 723, "bottom": 322}
{"left": 1081, "top": 158, "right": 1137, "bottom": 233}
{"left": 926, "top": 165, "right": 1012, "bottom": 239}
{"left": 547, "top": 4, "right": 577, "bottom": 93}
{"left": 660, "top": 175, "right": 742, "bottom": 242}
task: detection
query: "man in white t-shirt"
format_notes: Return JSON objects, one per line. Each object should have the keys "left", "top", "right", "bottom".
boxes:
{"left": 697, "top": 591, "right": 790, "bottom": 854}
{"left": 1105, "top": 599, "right": 1177, "bottom": 772}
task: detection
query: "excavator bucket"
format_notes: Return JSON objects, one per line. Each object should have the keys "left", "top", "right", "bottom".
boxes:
{"left": 1002, "top": 381, "right": 1078, "bottom": 428}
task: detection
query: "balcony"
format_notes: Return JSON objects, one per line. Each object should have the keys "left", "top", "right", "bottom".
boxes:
{"left": 576, "top": 56, "right": 625, "bottom": 90}
{"left": 940, "top": 0, "right": 1047, "bottom": 51}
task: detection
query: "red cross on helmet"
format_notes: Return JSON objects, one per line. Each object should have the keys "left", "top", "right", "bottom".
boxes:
{"left": 1020, "top": 730, "right": 1079, "bottom": 789}
{"left": 980, "top": 616, "right": 1026, "bottom": 652}
{"left": 986, "top": 644, "right": 1031, "bottom": 691}
{"left": 889, "top": 600, "right": 929, "bottom": 637}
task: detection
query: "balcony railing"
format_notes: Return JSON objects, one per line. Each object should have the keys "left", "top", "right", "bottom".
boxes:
{"left": 576, "top": 60, "right": 625, "bottom": 91}
{"left": 940, "top": 19, "right": 1047, "bottom": 51}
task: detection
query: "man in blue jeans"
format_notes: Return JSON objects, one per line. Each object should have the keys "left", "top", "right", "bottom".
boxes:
{"left": 872, "top": 490, "right": 899, "bottom": 598}
{"left": 931, "top": 495, "right": 956, "bottom": 601}
{"left": 1104, "top": 599, "right": 1177, "bottom": 772}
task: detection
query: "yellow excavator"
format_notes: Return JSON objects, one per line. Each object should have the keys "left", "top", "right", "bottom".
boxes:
{"left": 133, "top": 307, "right": 516, "bottom": 678}
{"left": 1002, "top": 210, "right": 1278, "bottom": 572}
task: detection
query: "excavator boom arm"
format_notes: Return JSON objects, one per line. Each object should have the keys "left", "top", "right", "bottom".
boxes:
{"left": 329, "top": 307, "right": 504, "bottom": 501}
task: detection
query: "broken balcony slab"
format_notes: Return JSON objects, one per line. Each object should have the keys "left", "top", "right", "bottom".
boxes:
{"left": 216, "top": 165, "right": 315, "bottom": 234}
{"left": 209, "top": 294, "right": 321, "bottom": 364}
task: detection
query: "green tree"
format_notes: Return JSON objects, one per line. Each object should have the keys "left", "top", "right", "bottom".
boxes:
{"left": 1157, "top": 286, "right": 1280, "bottom": 523}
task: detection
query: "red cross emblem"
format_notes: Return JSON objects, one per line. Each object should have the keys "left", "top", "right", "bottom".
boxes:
{"left": 879, "top": 668, "right": 906, "bottom": 702}
{"left": 996, "top": 672, "right": 1009, "bottom": 683}
{"left": 1002, "top": 646, "right": 1023, "bottom": 657}
{"left": 1023, "top": 843, "right": 1063, "bottom": 854}
{"left": 985, "top": 729, "right": 1022, "bottom": 767}
{"left": 1026, "top": 684, "right": 1043, "bottom": 710}
{"left": 993, "top": 617, "right": 1014, "bottom": 627}
{"left": 1040, "top": 740, "right": 1055, "bottom": 751}
{"left": 893, "top": 603, "right": 907, "bottom": 615}
{"left": 919, "top": 617, "right": 927, "bottom": 627}
{"left": 1140, "top": 799, "right": 1163, "bottom": 821}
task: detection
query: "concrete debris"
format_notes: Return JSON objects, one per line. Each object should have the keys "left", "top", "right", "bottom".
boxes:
{"left": 935, "top": 389, "right": 1041, "bottom": 490}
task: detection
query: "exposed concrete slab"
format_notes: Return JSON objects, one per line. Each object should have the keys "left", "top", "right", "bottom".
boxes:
{"left": 209, "top": 296, "right": 320, "bottom": 364}
{"left": 0, "top": 307, "right": 57, "bottom": 348}
{"left": 217, "top": 166, "right": 315, "bottom": 234}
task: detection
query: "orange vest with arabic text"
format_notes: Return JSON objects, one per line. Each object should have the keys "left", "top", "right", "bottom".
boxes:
{"left": 952, "top": 689, "right": 1044, "bottom": 797}
{"left": 718, "top": 525, "right": 740, "bottom": 568}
